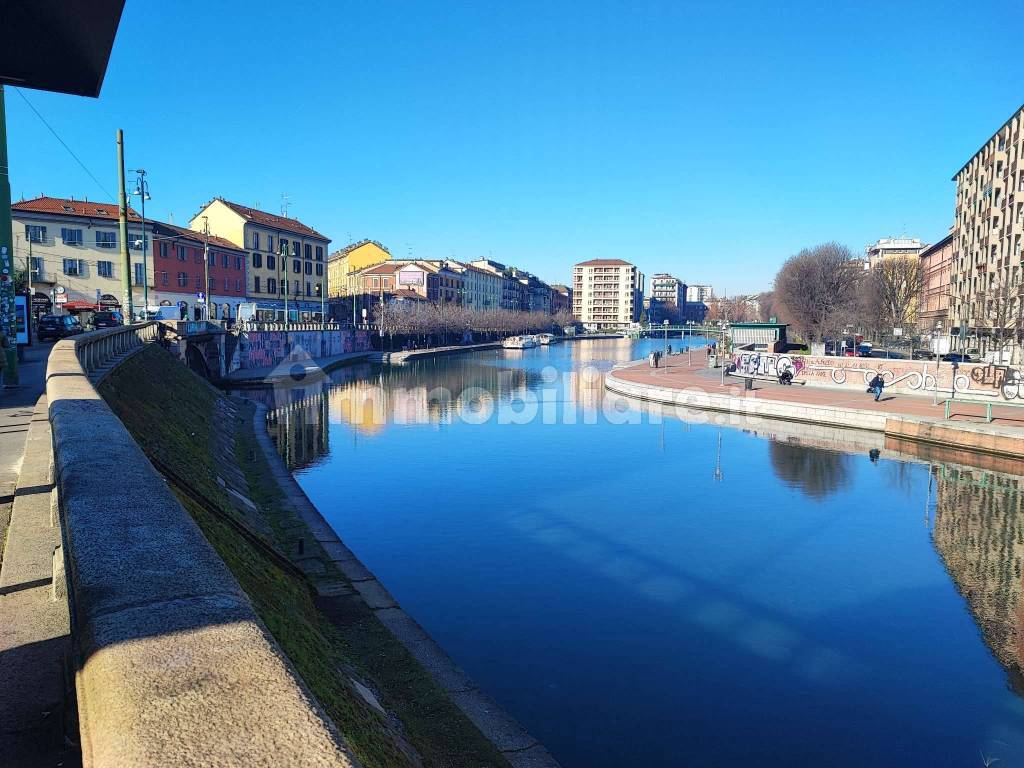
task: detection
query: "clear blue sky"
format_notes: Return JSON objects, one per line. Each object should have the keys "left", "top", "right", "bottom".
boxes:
{"left": 7, "top": 0, "right": 1023, "bottom": 294}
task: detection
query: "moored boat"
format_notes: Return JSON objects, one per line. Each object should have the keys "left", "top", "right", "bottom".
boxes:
{"left": 537, "top": 333, "right": 556, "bottom": 345}
{"left": 502, "top": 335, "right": 539, "bottom": 349}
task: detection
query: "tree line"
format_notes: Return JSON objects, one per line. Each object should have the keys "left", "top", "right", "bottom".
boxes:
{"left": 374, "top": 301, "right": 577, "bottom": 346}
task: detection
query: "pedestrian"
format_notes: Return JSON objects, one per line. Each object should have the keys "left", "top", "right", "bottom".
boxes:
{"left": 667, "top": 344, "right": 672, "bottom": 355}
{"left": 649, "top": 350, "right": 657, "bottom": 369}
{"left": 868, "top": 372, "right": 885, "bottom": 402}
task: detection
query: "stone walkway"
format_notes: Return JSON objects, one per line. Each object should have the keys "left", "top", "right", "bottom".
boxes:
{"left": 612, "top": 351, "right": 1024, "bottom": 430}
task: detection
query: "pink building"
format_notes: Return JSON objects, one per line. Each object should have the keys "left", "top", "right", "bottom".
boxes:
{"left": 919, "top": 233, "right": 954, "bottom": 349}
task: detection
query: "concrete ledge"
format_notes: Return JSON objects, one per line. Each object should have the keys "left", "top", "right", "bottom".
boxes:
{"left": 46, "top": 337, "right": 359, "bottom": 767}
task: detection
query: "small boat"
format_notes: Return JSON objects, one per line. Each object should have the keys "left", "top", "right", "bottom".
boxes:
{"left": 502, "top": 335, "right": 539, "bottom": 349}
{"left": 537, "top": 333, "right": 557, "bottom": 345}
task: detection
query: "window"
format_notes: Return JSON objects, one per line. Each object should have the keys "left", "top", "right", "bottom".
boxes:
{"left": 159, "top": 241, "right": 169, "bottom": 258}
{"left": 61, "top": 227, "right": 82, "bottom": 245}
{"left": 208, "top": 251, "right": 216, "bottom": 266}
{"left": 177, "top": 272, "right": 189, "bottom": 287}
{"left": 252, "top": 232, "right": 260, "bottom": 250}
{"left": 252, "top": 252, "right": 262, "bottom": 268}
{"left": 304, "top": 261, "right": 312, "bottom": 275}
{"left": 315, "top": 246, "right": 323, "bottom": 261}
{"left": 195, "top": 275, "right": 203, "bottom": 289}
{"left": 25, "top": 224, "right": 47, "bottom": 243}
{"left": 267, "top": 235, "right": 273, "bottom": 253}
{"left": 293, "top": 259, "right": 301, "bottom": 273}
{"left": 95, "top": 231, "right": 116, "bottom": 248}
{"left": 254, "top": 276, "right": 262, "bottom": 293}
{"left": 177, "top": 245, "right": 187, "bottom": 261}
{"left": 223, "top": 278, "right": 229, "bottom": 291}
{"left": 292, "top": 240, "right": 299, "bottom": 256}
{"left": 161, "top": 271, "right": 169, "bottom": 286}
{"left": 235, "top": 256, "right": 243, "bottom": 270}
{"left": 195, "top": 250, "right": 202, "bottom": 263}
{"left": 30, "top": 256, "right": 42, "bottom": 278}
{"left": 304, "top": 243, "right": 312, "bottom": 259}
{"left": 266, "top": 277, "right": 275, "bottom": 293}
{"left": 97, "top": 261, "right": 113, "bottom": 278}
{"left": 281, "top": 279, "right": 288, "bottom": 294}
{"left": 235, "top": 279, "right": 241, "bottom": 291}
{"left": 208, "top": 277, "right": 215, "bottom": 291}
{"left": 129, "top": 232, "right": 144, "bottom": 250}
{"left": 267, "top": 254, "right": 276, "bottom": 270}
{"left": 315, "top": 263, "right": 323, "bottom": 276}
{"left": 306, "top": 282, "right": 312, "bottom": 297}
{"left": 221, "top": 253, "right": 229, "bottom": 268}
{"left": 134, "top": 263, "right": 145, "bottom": 286}
{"left": 63, "top": 258, "right": 84, "bottom": 276}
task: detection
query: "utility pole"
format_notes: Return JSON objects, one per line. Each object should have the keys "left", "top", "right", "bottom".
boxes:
{"left": 0, "top": 86, "right": 18, "bottom": 383}
{"left": 201, "top": 216, "right": 211, "bottom": 320}
{"left": 281, "top": 241, "right": 289, "bottom": 327}
{"left": 134, "top": 169, "right": 150, "bottom": 316}
{"left": 116, "top": 129, "right": 133, "bottom": 323}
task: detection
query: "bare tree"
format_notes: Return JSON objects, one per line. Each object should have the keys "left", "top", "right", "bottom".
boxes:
{"left": 859, "top": 255, "right": 921, "bottom": 340}
{"left": 773, "top": 242, "right": 862, "bottom": 343}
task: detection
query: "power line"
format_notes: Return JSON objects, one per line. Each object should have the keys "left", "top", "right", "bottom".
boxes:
{"left": 11, "top": 87, "right": 115, "bottom": 200}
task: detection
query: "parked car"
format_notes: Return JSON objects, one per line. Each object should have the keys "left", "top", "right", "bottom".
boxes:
{"left": 941, "top": 352, "right": 973, "bottom": 363}
{"left": 911, "top": 349, "right": 936, "bottom": 360}
{"left": 91, "top": 311, "right": 121, "bottom": 329}
{"left": 37, "top": 314, "right": 84, "bottom": 342}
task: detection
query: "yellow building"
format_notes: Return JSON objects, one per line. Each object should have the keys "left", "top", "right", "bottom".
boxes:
{"left": 327, "top": 240, "right": 391, "bottom": 297}
{"left": 189, "top": 198, "right": 330, "bottom": 317}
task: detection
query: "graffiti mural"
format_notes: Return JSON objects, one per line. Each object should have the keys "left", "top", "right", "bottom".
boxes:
{"left": 733, "top": 353, "right": 1021, "bottom": 400}
{"left": 232, "top": 329, "right": 372, "bottom": 371}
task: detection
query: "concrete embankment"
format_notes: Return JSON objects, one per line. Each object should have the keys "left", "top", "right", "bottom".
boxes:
{"left": 605, "top": 360, "right": 1024, "bottom": 461}
{"left": 45, "top": 336, "right": 359, "bottom": 766}
{"left": 96, "top": 342, "right": 555, "bottom": 767}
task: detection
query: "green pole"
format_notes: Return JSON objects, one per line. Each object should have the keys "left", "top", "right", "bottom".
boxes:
{"left": 116, "top": 129, "right": 133, "bottom": 323}
{"left": 0, "top": 86, "right": 19, "bottom": 384}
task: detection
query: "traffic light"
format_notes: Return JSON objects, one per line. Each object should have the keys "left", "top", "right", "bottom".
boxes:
{"left": 315, "top": 283, "right": 322, "bottom": 297}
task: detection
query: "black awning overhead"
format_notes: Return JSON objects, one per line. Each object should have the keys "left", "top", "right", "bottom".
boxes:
{"left": 0, "top": 0, "right": 126, "bottom": 97}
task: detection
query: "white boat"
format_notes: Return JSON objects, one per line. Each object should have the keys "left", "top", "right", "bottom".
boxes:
{"left": 537, "top": 333, "right": 557, "bottom": 345}
{"left": 502, "top": 335, "right": 539, "bottom": 349}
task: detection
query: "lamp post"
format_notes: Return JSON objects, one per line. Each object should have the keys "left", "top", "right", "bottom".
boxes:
{"left": 280, "top": 241, "right": 289, "bottom": 327}
{"left": 663, "top": 318, "right": 669, "bottom": 352}
{"left": 132, "top": 169, "right": 151, "bottom": 318}
{"left": 201, "top": 216, "right": 211, "bottom": 321}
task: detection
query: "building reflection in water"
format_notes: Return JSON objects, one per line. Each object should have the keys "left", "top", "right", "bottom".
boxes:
{"left": 767, "top": 441, "right": 853, "bottom": 500}
{"left": 931, "top": 464, "right": 1024, "bottom": 692}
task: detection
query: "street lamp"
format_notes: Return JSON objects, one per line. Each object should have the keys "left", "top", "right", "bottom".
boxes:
{"left": 663, "top": 318, "right": 670, "bottom": 352}
{"left": 131, "top": 169, "right": 152, "bottom": 318}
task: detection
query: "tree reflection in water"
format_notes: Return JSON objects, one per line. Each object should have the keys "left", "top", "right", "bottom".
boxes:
{"left": 767, "top": 440, "right": 853, "bottom": 500}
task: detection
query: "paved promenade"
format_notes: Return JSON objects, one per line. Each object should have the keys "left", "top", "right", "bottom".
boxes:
{"left": 608, "top": 352, "right": 1024, "bottom": 457}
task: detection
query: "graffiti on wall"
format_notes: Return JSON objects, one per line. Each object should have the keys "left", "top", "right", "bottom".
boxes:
{"left": 733, "top": 353, "right": 1022, "bottom": 401}
{"left": 234, "top": 329, "right": 372, "bottom": 371}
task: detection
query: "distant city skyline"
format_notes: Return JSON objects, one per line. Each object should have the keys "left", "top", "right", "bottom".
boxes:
{"left": 6, "top": 0, "right": 1022, "bottom": 294}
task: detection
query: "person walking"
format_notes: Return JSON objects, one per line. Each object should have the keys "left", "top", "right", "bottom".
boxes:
{"left": 868, "top": 372, "right": 885, "bottom": 402}
{"left": 649, "top": 350, "right": 657, "bottom": 369}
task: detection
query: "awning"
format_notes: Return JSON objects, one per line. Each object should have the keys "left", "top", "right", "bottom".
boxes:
{"left": 62, "top": 300, "right": 100, "bottom": 311}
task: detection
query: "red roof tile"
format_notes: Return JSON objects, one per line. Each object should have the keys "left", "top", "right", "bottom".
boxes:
{"left": 12, "top": 195, "right": 142, "bottom": 221}
{"left": 152, "top": 221, "right": 245, "bottom": 252}
{"left": 206, "top": 198, "right": 329, "bottom": 241}
{"left": 575, "top": 259, "right": 633, "bottom": 267}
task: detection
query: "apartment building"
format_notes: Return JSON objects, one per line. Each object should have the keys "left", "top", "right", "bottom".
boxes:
{"left": 950, "top": 104, "right": 1024, "bottom": 361}
{"left": 190, "top": 198, "right": 328, "bottom": 318}
{"left": 470, "top": 259, "right": 525, "bottom": 310}
{"left": 865, "top": 237, "right": 926, "bottom": 269}
{"left": 448, "top": 261, "right": 503, "bottom": 310}
{"left": 686, "top": 284, "right": 714, "bottom": 303}
{"left": 550, "top": 284, "right": 572, "bottom": 314}
{"left": 650, "top": 273, "right": 687, "bottom": 308}
{"left": 918, "top": 233, "right": 954, "bottom": 351}
{"left": 11, "top": 195, "right": 153, "bottom": 315}
{"left": 327, "top": 240, "right": 391, "bottom": 298}
{"left": 572, "top": 259, "right": 643, "bottom": 329}
{"left": 149, "top": 222, "right": 247, "bottom": 320}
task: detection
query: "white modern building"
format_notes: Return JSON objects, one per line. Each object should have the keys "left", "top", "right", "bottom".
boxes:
{"left": 864, "top": 237, "right": 925, "bottom": 269}
{"left": 686, "top": 284, "right": 714, "bottom": 303}
{"left": 650, "top": 273, "right": 687, "bottom": 307}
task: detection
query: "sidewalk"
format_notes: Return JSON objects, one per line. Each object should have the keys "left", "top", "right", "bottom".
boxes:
{"left": 612, "top": 351, "right": 1024, "bottom": 429}
{"left": 1, "top": 343, "right": 52, "bottom": 568}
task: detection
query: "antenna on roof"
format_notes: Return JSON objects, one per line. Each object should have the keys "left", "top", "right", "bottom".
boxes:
{"left": 169, "top": 212, "right": 174, "bottom": 224}
{"left": 281, "top": 193, "right": 291, "bottom": 218}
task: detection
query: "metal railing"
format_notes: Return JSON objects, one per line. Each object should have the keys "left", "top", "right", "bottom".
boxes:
{"left": 944, "top": 397, "right": 1024, "bottom": 423}
{"left": 234, "top": 321, "right": 351, "bottom": 332}
{"left": 75, "top": 321, "right": 161, "bottom": 375}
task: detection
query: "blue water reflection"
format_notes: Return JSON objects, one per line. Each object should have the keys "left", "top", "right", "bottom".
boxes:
{"left": 260, "top": 338, "right": 1024, "bottom": 767}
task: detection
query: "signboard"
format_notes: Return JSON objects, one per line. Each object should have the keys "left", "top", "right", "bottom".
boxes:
{"left": 54, "top": 294, "right": 68, "bottom": 305}
{"left": 892, "top": 327, "right": 903, "bottom": 337}
{"left": 398, "top": 268, "right": 424, "bottom": 286}
{"left": 0, "top": 245, "right": 13, "bottom": 339}
{"left": 98, "top": 293, "right": 120, "bottom": 308}
{"left": 196, "top": 291, "right": 206, "bottom": 302}
{"left": 14, "top": 295, "right": 29, "bottom": 345}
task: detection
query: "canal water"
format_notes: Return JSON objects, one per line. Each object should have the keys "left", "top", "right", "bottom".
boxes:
{"left": 258, "top": 338, "right": 1024, "bottom": 767}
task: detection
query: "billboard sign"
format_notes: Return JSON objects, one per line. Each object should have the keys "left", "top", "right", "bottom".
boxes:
{"left": 398, "top": 268, "right": 424, "bottom": 286}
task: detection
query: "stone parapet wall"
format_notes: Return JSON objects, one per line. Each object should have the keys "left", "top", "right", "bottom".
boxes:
{"left": 45, "top": 338, "right": 358, "bottom": 767}
{"left": 232, "top": 328, "right": 371, "bottom": 371}
{"left": 732, "top": 352, "right": 1024, "bottom": 402}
